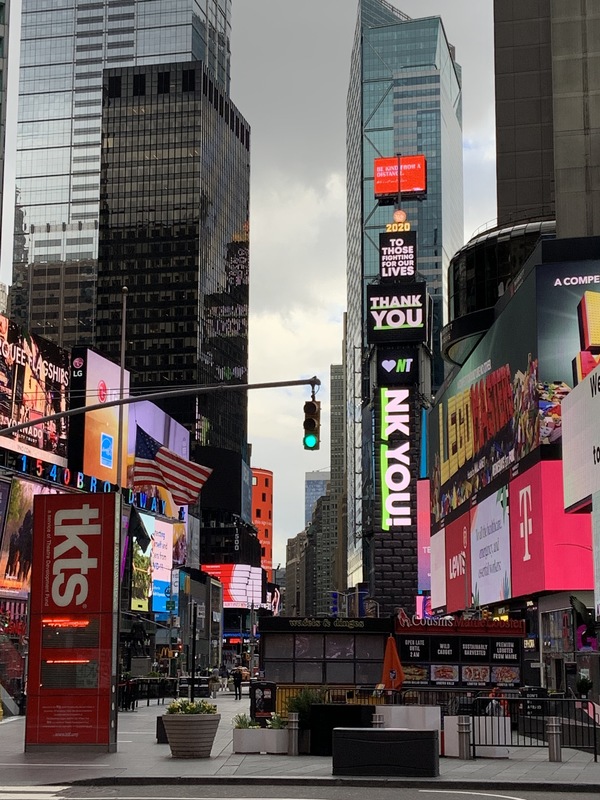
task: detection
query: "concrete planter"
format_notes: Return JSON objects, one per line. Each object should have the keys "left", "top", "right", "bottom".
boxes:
{"left": 233, "top": 728, "right": 263, "bottom": 754}
{"left": 264, "top": 728, "right": 288, "bottom": 754}
{"left": 162, "top": 713, "right": 220, "bottom": 758}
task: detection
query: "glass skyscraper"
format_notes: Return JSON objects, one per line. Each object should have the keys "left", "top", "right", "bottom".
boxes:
{"left": 346, "top": 0, "right": 463, "bottom": 589}
{"left": 10, "top": 0, "right": 232, "bottom": 345}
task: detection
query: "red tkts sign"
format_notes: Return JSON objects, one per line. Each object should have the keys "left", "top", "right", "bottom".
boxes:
{"left": 26, "top": 493, "right": 120, "bottom": 751}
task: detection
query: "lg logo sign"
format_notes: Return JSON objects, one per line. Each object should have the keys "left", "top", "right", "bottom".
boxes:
{"left": 518, "top": 485, "right": 532, "bottom": 562}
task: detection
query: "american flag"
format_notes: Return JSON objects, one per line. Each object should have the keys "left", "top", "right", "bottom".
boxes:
{"left": 132, "top": 426, "right": 212, "bottom": 507}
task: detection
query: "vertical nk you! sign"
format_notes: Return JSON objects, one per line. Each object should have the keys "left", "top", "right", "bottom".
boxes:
{"left": 380, "top": 387, "right": 414, "bottom": 531}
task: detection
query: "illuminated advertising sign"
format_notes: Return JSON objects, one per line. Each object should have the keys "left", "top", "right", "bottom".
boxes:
{"left": 470, "top": 486, "right": 511, "bottom": 607}
{"left": 376, "top": 346, "right": 419, "bottom": 387}
{"left": 379, "top": 231, "right": 417, "bottom": 281}
{"left": 445, "top": 510, "right": 471, "bottom": 614}
{"left": 374, "top": 155, "right": 427, "bottom": 198}
{"left": 151, "top": 518, "right": 173, "bottom": 614}
{"left": 0, "top": 314, "right": 70, "bottom": 466}
{"left": 430, "top": 529, "right": 446, "bottom": 610}
{"left": 509, "top": 461, "right": 593, "bottom": 597}
{"left": 26, "top": 493, "right": 119, "bottom": 750}
{"left": 367, "top": 283, "right": 427, "bottom": 345}
{"left": 69, "top": 347, "right": 130, "bottom": 486}
{"left": 562, "top": 361, "right": 600, "bottom": 510}
{"left": 201, "top": 563, "right": 264, "bottom": 609}
{"left": 429, "top": 268, "right": 538, "bottom": 524}
{"left": 379, "top": 387, "right": 414, "bottom": 531}
{"left": 0, "top": 478, "right": 60, "bottom": 598}
{"left": 417, "top": 479, "right": 431, "bottom": 592}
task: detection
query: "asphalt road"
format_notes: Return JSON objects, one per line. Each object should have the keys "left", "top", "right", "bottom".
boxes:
{"left": 4, "top": 786, "right": 599, "bottom": 800}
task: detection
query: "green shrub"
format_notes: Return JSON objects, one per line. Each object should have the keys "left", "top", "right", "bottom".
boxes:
{"left": 285, "top": 686, "right": 327, "bottom": 728}
{"left": 232, "top": 712, "right": 260, "bottom": 729}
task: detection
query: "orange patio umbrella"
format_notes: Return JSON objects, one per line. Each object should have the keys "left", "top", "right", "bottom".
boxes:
{"left": 381, "top": 634, "right": 405, "bottom": 691}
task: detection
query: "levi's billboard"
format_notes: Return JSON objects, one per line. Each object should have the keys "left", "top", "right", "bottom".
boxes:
{"left": 509, "top": 460, "right": 593, "bottom": 598}
{"left": 367, "top": 283, "right": 427, "bottom": 344}
{"left": 26, "top": 493, "right": 120, "bottom": 750}
{"left": 444, "top": 509, "right": 471, "bottom": 614}
{"left": 374, "top": 155, "right": 427, "bottom": 198}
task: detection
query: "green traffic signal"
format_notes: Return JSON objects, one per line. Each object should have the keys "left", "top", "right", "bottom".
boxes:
{"left": 303, "top": 399, "right": 321, "bottom": 451}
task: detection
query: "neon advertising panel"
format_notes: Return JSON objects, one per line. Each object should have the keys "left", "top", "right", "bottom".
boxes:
{"left": 367, "top": 283, "right": 427, "bottom": 345}
{"left": 417, "top": 479, "right": 431, "bottom": 592}
{"left": 470, "top": 486, "right": 511, "bottom": 607}
{"left": 374, "top": 155, "right": 427, "bottom": 198}
{"left": 379, "top": 387, "right": 414, "bottom": 532}
{"left": 509, "top": 461, "right": 593, "bottom": 598}
{"left": 26, "top": 493, "right": 119, "bottom": 751}
{"left": 444, "top": 510, "right": 471, "bottom": 614}
{"left": 201, "top": 564, "right": 263, "bottom": 609}
{"left": 0, "top": 314, "right": 70, "bottom": 466}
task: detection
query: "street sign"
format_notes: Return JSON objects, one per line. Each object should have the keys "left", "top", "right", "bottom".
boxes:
{"left": 166, "top": 600, "right": 175, "bottom": 611}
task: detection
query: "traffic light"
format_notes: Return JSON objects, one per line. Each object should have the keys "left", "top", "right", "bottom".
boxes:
{"left": 303, "top": 399, "right": 321, "bottom": 450}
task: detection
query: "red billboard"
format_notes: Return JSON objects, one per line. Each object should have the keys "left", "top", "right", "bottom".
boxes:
{"left": 201, "top": 563, "right": 264, "bottom": 609}
{"left": 445, "top": 510, "right": 471, "bottom": 614}
{"left": 374, "top": 155, "right": 427, "bottom": 198}
{"left": 509, "top": 461, "right": 593, "bottom": 597}
{"left": 26, "top": 493, "right": 120, "bottom": 750}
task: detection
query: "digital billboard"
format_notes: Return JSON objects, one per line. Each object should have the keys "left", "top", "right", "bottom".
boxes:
{"left": 562, "top": 360, "right": 600, "bottom": 511}
{"left": 374, "top": 155, "right": 427, "bottom": 198}
{"left": 201, "top": 563, "right": 264, "bottom": 609}
{"left": 379, "top": 231, "right": 417, "bottom": 281}
{"left": 444, "top": 510, "right": 471, "bottom": 614}
{"left": 470, "top": 486, "right": 511, "bottom": 607}
{"left": 0, "top": 478, "right": 60, "bottom": 598}
{"left": 0, "top": 314, "right": 70, "bottom": 465}
{"left": 430, "top": 529, "right": 446, "bottom": 611}
{"left": 376, "top": 346, "right": 420, "bottom": 387}
{"left": 367, "top": 283, "right": 427, "bottom": 345}
{"left": 509, "top": 461, "right": 593, "bottom": 597}
{"left": 429, "top": 267, "right": 538, "bottom": 524}
{"left": 379, "top": 387, "right": 415, "bottom": 532}
{"left": 417, "top": 479, "right": 431, "bottom": 592}
{"left": 151, "top": 517, "right": 173, "bottom": 614}
{"left": 69, "top": 347, "right": 130, "bottom": 486}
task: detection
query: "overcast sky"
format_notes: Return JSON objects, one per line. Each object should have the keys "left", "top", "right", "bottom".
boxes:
{"left": 230, "top": 0, "right": 497, "bottom": 569}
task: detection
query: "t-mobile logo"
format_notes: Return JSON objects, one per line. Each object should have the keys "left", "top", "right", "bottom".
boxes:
{"left": 518, "top": 486, "right": 532, "bottom": 562}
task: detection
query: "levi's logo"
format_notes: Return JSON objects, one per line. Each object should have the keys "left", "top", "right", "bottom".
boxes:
{"left": 52, "top": 504, "right": 101, "bottom": 607}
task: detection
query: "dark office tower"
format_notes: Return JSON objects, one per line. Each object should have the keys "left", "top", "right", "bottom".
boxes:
{"left": 494, "top": 1, "right": 600, "bottom": 238}
{"left": 346, "top": 0, "right": 463, "bottom": 594}
{"left": 96, "top": 61, "right": 249, "bottom": 457}
{"left": 0, "top": 1, "right": 9, "bottom": 257}
{"left": 9, "top": 0, "right": 232, "bottom": 346}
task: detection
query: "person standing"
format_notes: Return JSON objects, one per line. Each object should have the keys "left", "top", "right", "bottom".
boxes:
{"left": 232, "top": 668, "right": 243, "bottom": 700}
{"left": 219, "top": 664, "right": 228, "bottom": 691}
{"left": 210, "top": 666, "right": 220, "bottom": 699}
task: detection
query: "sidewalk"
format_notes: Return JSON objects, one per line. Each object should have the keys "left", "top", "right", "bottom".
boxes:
{"left": 2, "top": 689, "right": 600, "bottom": 790}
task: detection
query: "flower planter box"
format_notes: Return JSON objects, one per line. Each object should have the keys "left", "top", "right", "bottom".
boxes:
{"left": 264, "top": 728, "right": 288, "bottom": 754}
{"left": 162, "top": 713, "right": 220, "bottom": 758}
{"left": 233, "top": 728, "right": 264, "bottom": 754}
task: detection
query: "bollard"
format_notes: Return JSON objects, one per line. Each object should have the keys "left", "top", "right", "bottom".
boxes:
{"left": 547, "top": 716, "right": 562, "bottom": 762}
{"left": 372, "top": 712, "right": 384, "bottom": 728}
{"left": 288, "top": 711, "right": 299, "bottom": 756}
{"left": 458, "top": 714, "right": 472, "bottom": 760}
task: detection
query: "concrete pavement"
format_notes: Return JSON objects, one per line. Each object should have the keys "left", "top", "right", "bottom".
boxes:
{"left": 1, "top": 688, "right": 600, "bottom": 790}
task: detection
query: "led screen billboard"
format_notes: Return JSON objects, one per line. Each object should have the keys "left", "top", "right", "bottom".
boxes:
{"left": 0, "top": 478, "right": 60, "bottom": 598}
{"left": 379, "top": 231, "right": 417, "bottom": 281}
{"left": 0, "top": 314, "right": 70, "bottom": 465}
{"left": 470, "top": 486, "right": 511, "bottom": 607}
{"left": 201, "top": 563, "right": 264, "bottom": 609}
{"left": 374, "top": 155, "right": 427, "bottom": 198}
{"left": 69, "top": 347, "right": 130, "bottom": 486}
{"left": 444, "top": 510, "right": 471, "bottom": 614}
{"left": 417, "top": 479, "right": 431, "bottom": 592}
{"left": 562, "top": 360, "right": 600, "bottom": 511}
{"left": 151, "top": 517, "right": 173, "bottom": 614}
{"left": 509, "top": 461, "right": 593, "bottom": 597}
{"left": 376, "top": 346, "right": 420, "bottom": 387}
{"left": 367, "top": 283, "right": 427, "bottom": 345}
{"left": 430, "top": 529, "right": 446, "bottom": 611}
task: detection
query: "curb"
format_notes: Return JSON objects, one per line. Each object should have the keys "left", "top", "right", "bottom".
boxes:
{"left": 69, "top": 775, "right": 600, "bottom": 792}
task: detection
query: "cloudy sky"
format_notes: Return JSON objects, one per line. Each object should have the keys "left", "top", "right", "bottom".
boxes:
{"left": 229, "top": 0, "right": 497, "bottom": 568}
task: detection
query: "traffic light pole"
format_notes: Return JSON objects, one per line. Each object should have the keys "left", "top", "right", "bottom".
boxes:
{"left": 0, "top": 376, "right": 321, "bottom": 440}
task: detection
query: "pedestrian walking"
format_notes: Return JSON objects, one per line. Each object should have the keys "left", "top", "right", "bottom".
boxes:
{"left": 219, "top": 664, "right": 228, "bottom": 691}
{"left": 232, "top": 667, "right": 243, "bottom": 700}
{"left": 210, "top": 666, "right": 220, "bottom": 699}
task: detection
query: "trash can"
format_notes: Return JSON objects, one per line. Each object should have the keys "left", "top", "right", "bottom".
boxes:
{"left": 249, "top": 681, "right": 277, "bottom": 726}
